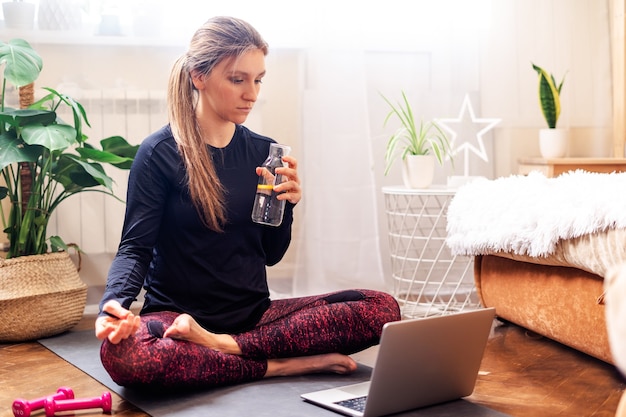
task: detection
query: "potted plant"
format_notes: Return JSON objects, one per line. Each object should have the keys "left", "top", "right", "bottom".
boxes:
{"left": 531, "top": 63, "right": 567, "bottom": 158}
{"left": 0, "top": 38, "right": 138, "bottom": 341}
{"left": 381, "top": 91, "right": 452, "bottom": 188}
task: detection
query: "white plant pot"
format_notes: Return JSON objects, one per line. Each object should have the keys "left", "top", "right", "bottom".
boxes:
{"left": 539, "top": 128, "right": 569, "bottom": 159}
{"left": 3, "top": 1, "right": 35, "bottom": 30}
{"left": 402, "top": 154, "right": 435, "bottom": 189}
{"left": 38, "top": 0, "right": 82, "bottom": 31}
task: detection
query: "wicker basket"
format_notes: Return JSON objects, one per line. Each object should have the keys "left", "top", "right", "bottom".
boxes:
{"left": 0, "top": 251, "right": 87, "bottom": 342}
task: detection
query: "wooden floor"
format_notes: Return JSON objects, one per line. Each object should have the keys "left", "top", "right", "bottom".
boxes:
{"left": 1, "top": 315, "right": 625, "bottom": 417}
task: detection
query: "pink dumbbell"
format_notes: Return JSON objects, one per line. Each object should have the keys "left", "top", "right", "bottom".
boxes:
{"left": 44, "top": 391, "right": 112, "bottom": 416}
{"left": 12, "top": 387, "right": 74, "bottom": 417}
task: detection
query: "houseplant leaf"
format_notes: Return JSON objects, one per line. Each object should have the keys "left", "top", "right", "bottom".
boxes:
{"left": 54, "top": 154, "right": 113, "bottom": 191}
{"left": 0, "top": 130, "right": 42, "bottom": 170}
{"left": 532, "top": 63, "right": 565, "bottom": 129}
{"left": 34, "top": 87, "right": 90, "bottom": 142}
{"left": 0, "top": 108, "right": 56, "bottom": 128}
{"left": 76, "top": 136, "right": 138, "bottom": 169}
{"left": 75, "top": 147, "right": 134, "bottom": 169}
{"left": 100, "top": 136, "right": 139, "bottom": 168}
{"left": 0, "top": 39, "right": 43, "bottom": 88}
{"left": 49, "top": 235, "right": 71, "bottom": 252}
{"left": 21, "top": 123, "right": 76, "bottom": 151}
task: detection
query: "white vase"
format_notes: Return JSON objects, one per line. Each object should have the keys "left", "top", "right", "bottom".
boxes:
{"left": 402, "top": 154, "right": 435, "bottom": 189}
{"left": 3, "top": 1, "right": 35, "bottom": 30}
{"left": 38, "top": 0, "right": 82, "bottom": 31}
{"left": 539, "top": 128, "right": 568, "bottom": 158}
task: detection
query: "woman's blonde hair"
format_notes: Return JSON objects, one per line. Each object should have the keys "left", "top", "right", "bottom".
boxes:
{"left": 167, "top": 16, "right": 268, "bottom": 231}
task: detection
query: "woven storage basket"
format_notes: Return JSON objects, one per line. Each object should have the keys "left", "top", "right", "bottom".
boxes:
{"left": 0, "top": 251, "right": 87, "bottom": 342}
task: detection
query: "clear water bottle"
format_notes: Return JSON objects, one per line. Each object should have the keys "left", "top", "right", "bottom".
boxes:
{"left": 251, "top": 143, "right": 291, "bottom": 226}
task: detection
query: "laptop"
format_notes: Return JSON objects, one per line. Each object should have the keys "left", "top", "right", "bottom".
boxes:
{"left": 301, "top": 307, "right": 496, "bottom": 417}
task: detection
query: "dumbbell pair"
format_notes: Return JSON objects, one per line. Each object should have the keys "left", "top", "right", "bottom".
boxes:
{"left": 45, "top": 391, "right": 111, "bottom": 416}
{"left": 13, "top": 387, "right": 111, "bottom": 417}
{"left": 12, "top": 387, "right": 74, "bottom": 417}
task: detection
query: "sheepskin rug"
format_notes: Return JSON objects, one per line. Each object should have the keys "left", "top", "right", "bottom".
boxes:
{"left": 445, "top": 170, "right": 626, "bottom": 258}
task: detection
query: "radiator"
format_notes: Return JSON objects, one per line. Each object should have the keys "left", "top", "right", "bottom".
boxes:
{"left": 49, "top": 89, "right": 168, "bottom": 253}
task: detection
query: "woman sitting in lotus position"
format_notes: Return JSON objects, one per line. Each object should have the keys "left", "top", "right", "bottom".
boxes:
{"left": 95, "top": 15, "right": 400, "bottom": 388}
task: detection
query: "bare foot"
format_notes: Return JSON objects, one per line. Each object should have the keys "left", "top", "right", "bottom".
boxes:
{"left": 163, "top": 314, "right": 242, "bottom": 355}
{"left": 265, "top": 353, "right": 358, "bottom": 378}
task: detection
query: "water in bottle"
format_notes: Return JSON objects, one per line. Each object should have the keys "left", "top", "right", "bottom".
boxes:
{"left": 251, "top": 143, "right": 291, "bottom": 226}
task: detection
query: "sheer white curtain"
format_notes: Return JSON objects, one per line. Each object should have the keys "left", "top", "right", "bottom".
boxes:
{"left": 290, "top": 2, "right": 493, "bottom": 295}
{"left": 292, "top": 49, "right": 385, "bottom": 295}
{"left": 289, "top": 0, "right": 613, "bottom": 295}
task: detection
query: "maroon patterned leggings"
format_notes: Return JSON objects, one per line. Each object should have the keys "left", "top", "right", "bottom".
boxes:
{"left": 100, "top": 289, "right": 400, "bottom": 388}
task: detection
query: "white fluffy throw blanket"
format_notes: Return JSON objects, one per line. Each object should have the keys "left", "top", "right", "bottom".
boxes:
{"left": 446, "top": 170, "right": 626, "bottom": 258}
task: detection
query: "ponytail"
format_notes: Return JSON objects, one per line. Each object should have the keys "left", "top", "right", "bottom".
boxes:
{"left": 168, "top": 55, "right": 227, "bottom": 232}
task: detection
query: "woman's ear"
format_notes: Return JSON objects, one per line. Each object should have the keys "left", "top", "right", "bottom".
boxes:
{"left": 191, "top": 71, "right": 205, "bottom": 90}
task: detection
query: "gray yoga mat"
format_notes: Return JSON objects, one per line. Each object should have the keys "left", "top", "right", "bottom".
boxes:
{"left": 39, "top": 330, "right": 510, "bottom": 417}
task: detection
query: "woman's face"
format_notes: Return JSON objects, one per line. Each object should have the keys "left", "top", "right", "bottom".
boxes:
{"left": 193, "top": 48, "right": 266, "bottom": 126}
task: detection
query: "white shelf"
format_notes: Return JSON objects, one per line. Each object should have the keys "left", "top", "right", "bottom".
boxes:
{"left": 2, "top": 27, "right": 188, "bottom": 47}
{"left": 382, "top": 185, "right": 458, "bottom": 196}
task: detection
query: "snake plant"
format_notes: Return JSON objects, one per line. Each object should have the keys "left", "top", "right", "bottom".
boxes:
{"left": 532, "top": 63, "right": 566, "bottom": 129}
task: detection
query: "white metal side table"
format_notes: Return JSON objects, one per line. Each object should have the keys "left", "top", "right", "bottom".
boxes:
{"left": 382, "top": 185, "right": 479, "bottom": 318}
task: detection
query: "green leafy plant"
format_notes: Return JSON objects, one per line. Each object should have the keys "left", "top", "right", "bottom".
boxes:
{"left": 0, "top": 38, "right": 138, "bottom": 258}
{"left": 381, "top": 91, "right": 452, "bottom": 175}
{"left": 532, "top": 63, "right": 566, "bottom": 129}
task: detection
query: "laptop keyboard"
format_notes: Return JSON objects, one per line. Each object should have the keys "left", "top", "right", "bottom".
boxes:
{"left": 335, "top": 396, "right": 367, "bottom": 412}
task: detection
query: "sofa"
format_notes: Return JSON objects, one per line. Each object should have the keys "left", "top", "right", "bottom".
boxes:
{"left": 606, "top": 262, "right": 626, "bottom": 416}
{"left": 446, "top": 170, "right": 626, "bottom": 364}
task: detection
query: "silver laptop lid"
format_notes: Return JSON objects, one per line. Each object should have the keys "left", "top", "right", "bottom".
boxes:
{"left": 362, "top": 307, "right": 495, "bottom": 417}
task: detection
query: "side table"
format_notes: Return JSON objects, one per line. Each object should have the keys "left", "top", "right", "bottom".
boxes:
{"left": 518, "top": 157, "right": 626, "bottom": 177}
{"left": 382, "top": 186, "right": 479, "bottom": 319}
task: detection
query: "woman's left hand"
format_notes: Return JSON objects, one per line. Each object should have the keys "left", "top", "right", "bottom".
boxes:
{"left": 275, "top": 155, "right": 301, "bottom": 204}
{"left": 257, "top": 155, "right": 302, "bottom": 205}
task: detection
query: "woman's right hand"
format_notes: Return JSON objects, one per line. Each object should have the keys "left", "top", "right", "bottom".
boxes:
{"left": 95, "top": 300, "right": 141, "bottom": 344}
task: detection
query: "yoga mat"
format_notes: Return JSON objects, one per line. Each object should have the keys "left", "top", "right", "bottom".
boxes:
{"left": 40, "top": 330, "right": 510, "bottom": 417}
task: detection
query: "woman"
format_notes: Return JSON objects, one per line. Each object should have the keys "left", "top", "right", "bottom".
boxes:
{"left": 96, "top": 16, "right": 400, "bottom": 388}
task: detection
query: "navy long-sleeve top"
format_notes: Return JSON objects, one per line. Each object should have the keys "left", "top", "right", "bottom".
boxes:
{"left": 99, "top": 124, "right": 294, "bottom": 333}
